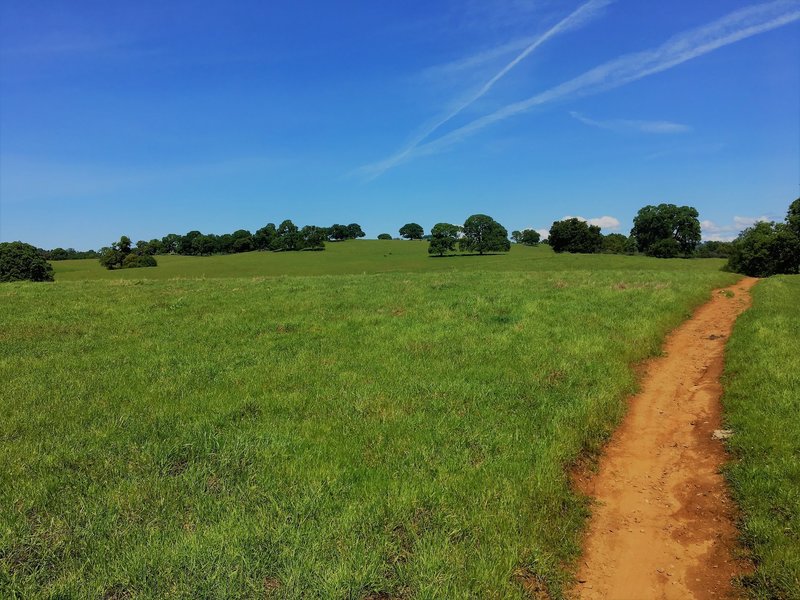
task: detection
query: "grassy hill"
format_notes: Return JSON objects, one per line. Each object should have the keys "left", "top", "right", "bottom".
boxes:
{"left": 52, "top": 240, "right": 729, "bottom": 280}
{"left": 2, "top": 244, "right": 738, "bottom": 598}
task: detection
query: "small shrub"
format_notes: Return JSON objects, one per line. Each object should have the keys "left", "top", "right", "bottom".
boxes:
{"left": 122, "top": 254, "right": 158, "bottom": 269}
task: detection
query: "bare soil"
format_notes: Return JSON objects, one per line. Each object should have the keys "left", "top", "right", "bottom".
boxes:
{"left": 572, "top": 277, "right": 759, "bottom": 600}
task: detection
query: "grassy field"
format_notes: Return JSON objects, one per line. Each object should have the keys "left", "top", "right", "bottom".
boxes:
{"left": 722, "top": 275, "right": 800, "bottom": 599}
{"left": 1, "top": 242, "right": 738, "bottom": 598}
{"left": 51, "top": 240, "right": 730, "bottom": 280}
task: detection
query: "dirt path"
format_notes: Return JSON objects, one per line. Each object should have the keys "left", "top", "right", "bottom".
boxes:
{"left": 572, "top": 277, "right": 759, "bottom": 600}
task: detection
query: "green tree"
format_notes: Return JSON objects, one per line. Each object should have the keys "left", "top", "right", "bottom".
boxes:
{"left": 548, "top": 218, "right": 603, "bottom": 253}
{"left": 0, "top": 242, "right": 54, "bottom": 282}
{"left": 230, "top": 229, "right": 254, "bottom": 253}
{"left": 327, "top": 224, "right": 349, "bottom": 241}
{"left": 788, "top": 197, "right": 800, "bottom": 235}
{"left": 300, "top": 225, "right": 326, "bottom": 250}
{"left": 399, "top": 223, "right": 424, "bottom": 240}
{"left": 178, "top": 231, "right": 202, "bottom": 255}
{"left": 274, "top": 220, "right": 301, "bottom": 251}
{"left": 347, "top": 223, "right": 365, "bottom": 239}
{"left": 727, "top": 201, "right": 800, "bottom": 277}
{"left": 631, "top": 204, "right": 701, "bottom": 256}
{"left": 99, "top": 236, "right": 133, "bottom": 268}
{"left": 377, "top": 233, "right": 392, "bottom": 240}
{"left": 512, "top": 229, "right": 541, "bottom": 246}
{"left": 193, "top": 235, "right": 218, "bottom": 256}
{"left": 428, "top": 223, "right": 461, "bottom": 256}
{"left": 161, "top": 233, "right": 181, "bottom": 254}
{"left": 695, "top": 241, "right": 733, "bottom": 258}
{"left": 459, "top": 215, "right": 510, "bottom": 255}
{"left": 99, "top": 235, "right": 158, "bottom": 269}
{"left": 602, "top": 233, "right": 629, "bottom": 254}
{"left": 254, "top": 223, "right": 277, "bottom": 250}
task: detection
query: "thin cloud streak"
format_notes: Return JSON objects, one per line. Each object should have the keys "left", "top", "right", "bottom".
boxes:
{"left": 570, "top": 111, "right": 691, "bottom": 134}
{"left": 378, "top": 0, "right": 800, "bottom": 172}
{"left": 357, "top": 0, "right": 613, "bottom": 180}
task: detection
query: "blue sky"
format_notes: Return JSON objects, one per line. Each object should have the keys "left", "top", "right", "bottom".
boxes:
{"left": 1, "top": 0, "right": 798, "bottom": 249}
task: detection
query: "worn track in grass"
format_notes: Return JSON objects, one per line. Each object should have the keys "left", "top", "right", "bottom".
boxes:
{"left": 573, "top": 277, "right": 758, "bottom": 600}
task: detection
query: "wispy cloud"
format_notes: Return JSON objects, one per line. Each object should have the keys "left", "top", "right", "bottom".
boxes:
{"left": 569, "top": 111, "right": 691, "bottom": 134}
{"left": 563, "top": 215, "right": 621, "bottom": 230}
{"left": 357, "top": 0, "right": 613, "bottom": 180}
{"left": 366, "top": 0, "right": 800, "bottom": 174}
{"left": 419, "top": 37, "right": 535, "bottom": 81}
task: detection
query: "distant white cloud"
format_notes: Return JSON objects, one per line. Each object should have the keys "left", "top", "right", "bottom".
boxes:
{"left": 536, "top": 228, "right": 550, "bottom": 240}
{"left": 701, "top": 215, "right": 772, "bottom": 241}
{"left": 563, "top": 215, "right": 621, "bottom": 230}
{"left": 569, "top": 111, "right": 691, "bottom": 134}
{"left": 733, "top": 215, "right": 770, "bottom": 228}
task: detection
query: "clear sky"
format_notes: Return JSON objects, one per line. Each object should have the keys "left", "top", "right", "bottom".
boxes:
{"left": 1, "top": 0, "right": 798, "bottom": 249}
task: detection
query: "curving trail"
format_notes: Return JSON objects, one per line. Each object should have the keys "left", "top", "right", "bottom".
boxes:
{"left": 573, "top": 277, "right": 759, "bottom": 600}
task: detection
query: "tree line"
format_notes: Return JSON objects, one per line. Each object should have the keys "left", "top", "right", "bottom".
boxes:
{"left": 127, "top": 221, "right": 365, "bottom": 258}
{"left": 3, "top": 200, "right": 797, "bottom": 281}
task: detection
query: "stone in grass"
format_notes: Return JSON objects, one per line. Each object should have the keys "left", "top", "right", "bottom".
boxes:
{"left": 712, "top": 429, "right": 734, "bottom": 440}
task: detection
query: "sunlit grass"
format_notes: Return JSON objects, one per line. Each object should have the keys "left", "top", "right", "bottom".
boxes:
{"left": 51, "top": 240, "right": 730, "bottom": 281}
{"left": 723, "top": 275, "right": 800, "bottom": 599}
{"left": 1, "top": 250, "right": 738, "bottom": 598}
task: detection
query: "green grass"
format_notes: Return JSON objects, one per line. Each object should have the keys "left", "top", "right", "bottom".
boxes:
{"left": 1, "top": 246, "right": 738, "bottom": 598}
{"left": 51, "top": 240, "right": 730, "bottom": 281}
{"left": 723, "top": 275, "right": 800, "bottom": 599}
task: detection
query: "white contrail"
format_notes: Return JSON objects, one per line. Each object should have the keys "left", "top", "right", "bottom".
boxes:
{"left": 373, "top": 0, "right": 800, "bottom": 171}
{"left": 357, "top": 0, "right": 614, "bottom": 180}
{"left": 570, "top": 111, "right": 691, "bottom": 134}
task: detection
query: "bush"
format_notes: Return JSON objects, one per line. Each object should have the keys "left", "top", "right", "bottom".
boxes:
{"left": 0, "top": 241, "right": 54, "bottom": 282}
{"left": 377, "top": 233, "right": 392, "bottom": 240}
{"left": 122, "top": 254, "right": 158, "bottom": 269}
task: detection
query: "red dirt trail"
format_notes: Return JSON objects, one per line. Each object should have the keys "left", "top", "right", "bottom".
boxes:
{"left": 572, "top": 277, "right": 759, "bottom": 600}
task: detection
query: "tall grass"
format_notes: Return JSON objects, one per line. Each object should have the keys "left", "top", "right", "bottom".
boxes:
{"left": 723, "top": 275, "right": 800, "bottom": 599}
{"left": 1, "top": 250, "right": 737, "bottom": 598}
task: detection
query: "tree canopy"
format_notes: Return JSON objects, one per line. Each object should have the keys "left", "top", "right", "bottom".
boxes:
{"left": 428, "top": 223, "right": 461, "bottom": 256}
{"left": 727, "top": 199, "right": 800, "bottom": 277}
{"left": 631, "top": 204, "right": 701, "bottom": 257}
{"left": 601, "top": 233, "right": 630, "bottom": 254}
{"left": 548, "top": 218, "right": 603, "bottom": 253}
{"left": 377, "top": 233, "right": 392, "bottom": 240}
{"left": 511, "top": 229, "right": 541, "bottom": 246}
{"left": 99, "top": 236, "right": 158, "bottom": 270}
{"left": 459, "top": 215, "right": 510, "bottom": 255}
{"left": 0, "top": 242, "right": 54, "bottom": 282}
{"left": 399, "top": 223, "right": 425, "bottom": 240}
